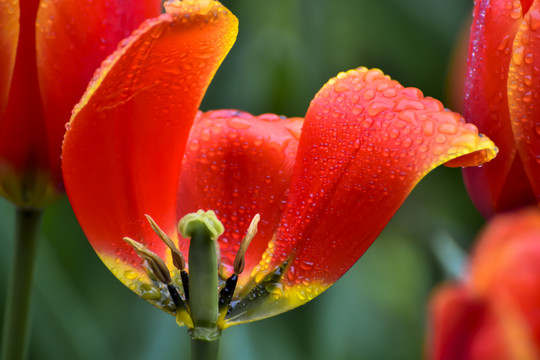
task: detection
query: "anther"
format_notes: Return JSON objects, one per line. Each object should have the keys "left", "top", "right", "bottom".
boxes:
{"left": 145, "top": 214, "right": 190, "bottom": 300}
{"left": 123, "top": 237, "right": 172, "bottom": 284}
{"left": 123, "top": 237, "right": 186, "bottom": 309}
{"left": 233, "top": 213, "right": 260, "bottom": 275}
{"left": 219, "top": 214, "right": 261, "bottom": 317}
{"left": 145, "top": 214, "right": 186, "bottom": 270}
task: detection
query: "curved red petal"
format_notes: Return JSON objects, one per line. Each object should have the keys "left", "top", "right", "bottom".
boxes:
{"left": 62, "top": 1, "right": 238, "bottom": 304}
{"left": 36, "top": 0, "right": 162, "bottom": 194}
{"left": 427, "top": 284, "right": 492, "bottom": 360}
{"left": 0, "top": 0, "right": 18, "bottom": 117}
{"left": 508, "top": 0, "right": 540, "bottom": 206}
{"left": 177, "top": 110, "right": 302, "bottom": 287}
{"left": 251, "top": 68, "right": 496, "bottom": 314}
{"left": 470, "top": 208, "right": 540, "bottom": 350}
{"left": 429, "top": 209, "right": 540, "bottom": 360}
{"left": 462, "top": 0, "right": 536, "bottom": 217}
{"left": 0, "top": 0, "right": 50, "bottom": 206}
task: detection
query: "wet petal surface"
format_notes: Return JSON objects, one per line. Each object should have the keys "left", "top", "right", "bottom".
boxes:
{"left": 462, "top": 0, "right": 536, "bottom": 217}
{"left": 62, "top": 0, "right": 238, "bottom": 312}
{"left": 36, "top": 0, "right": 162, "bottom": 192}
{"left": 507, "top": 0, "right": 540, "bottom": 205}
{"left": 177, "top": 110, "right": 302, "bottom": 288}
{"left": 241, "top": 67, "right": 496, "bottom": 323}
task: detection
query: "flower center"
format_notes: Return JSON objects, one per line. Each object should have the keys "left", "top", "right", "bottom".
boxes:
{"left": 123, "top": 210, "right": 259, "bottom": 335}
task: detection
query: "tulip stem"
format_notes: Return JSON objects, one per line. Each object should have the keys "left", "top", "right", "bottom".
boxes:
{"left": 1, "top": 207, "right": 42, "bottom": 360}
{"left": 190, "top": 337, "right": 220, "bottom": 360}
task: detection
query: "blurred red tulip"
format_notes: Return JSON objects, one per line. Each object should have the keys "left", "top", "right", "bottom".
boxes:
{"left": 62, "top": 0, "right": 497, "bottom": 329}
{"left": 462, "top": 0, "right": 540, "bottom": 218}
{"left": 0, "top": 0, "right": 161, "bottom": 207}
{"left": 428, "top": 208, "right": 540, "bottom": 360}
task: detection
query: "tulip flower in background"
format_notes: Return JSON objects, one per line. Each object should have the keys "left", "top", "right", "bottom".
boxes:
{"left": 0, "top": 0, "right": 161, "bottom": 359}
{"left": 61, "top": 0, "right": 497, "bottom": 357}
{"left": 427, "top": 208, "right": 540, "bottom": 360}
{"left": 462, "top": 0, "right": 540, "bottom": 218}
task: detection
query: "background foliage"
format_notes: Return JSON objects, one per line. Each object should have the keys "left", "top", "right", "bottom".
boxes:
{"left": 0, "top": 0, "right": 482, "bottom": 359}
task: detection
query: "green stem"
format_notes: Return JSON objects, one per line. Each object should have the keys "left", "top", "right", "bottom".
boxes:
{"left": 190, "top": 337, "right": 220, "bottom": 360}
{"left": 1, "top": 207, "right": 42, "bottom": 360}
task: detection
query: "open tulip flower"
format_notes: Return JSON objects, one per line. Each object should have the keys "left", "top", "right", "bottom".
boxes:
{"left": 462, "top": 0, "right": 540, "bottom": 218}
{"left": 62, "top": 0, "right": 497, "bottom": 352}
{"left": 0, "top": 0, "right": 161, "bottom": 207}
{"left": 427, "top": 208, "right": 540, "bottom": 360}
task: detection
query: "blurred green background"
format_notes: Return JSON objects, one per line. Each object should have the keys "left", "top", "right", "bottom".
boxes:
{"left": 0, "top": 0, "right": 484, "bottom": 359}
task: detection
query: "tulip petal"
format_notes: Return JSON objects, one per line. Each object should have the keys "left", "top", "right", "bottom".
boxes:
{"left": 0, "top": 0, "right": 18, "bottom": 117}
{"left": 36, "top": 0, "right": 162, "bottom": 194}
{"left": 234, "top": 68, "right": 496, "bottom": 324}
{"left": 462, "top": 0, "right": 536, "bottom": 217}
{"left": 471, "top": 209, "right": 540, "bottom": 351}
{"left": 429, "top": 209, "right": 540, "bottom": 360}
{"left": 427, "top": 284, "right": 508, "bottom": 360}
{"left": 62, "top": 1, "right": 238, "bottom": 314}
{"left": 0, "top": 0, "right": 50, "bottom": 206}
{"left": 177, "top": 110, "right": 302, "bottom": 288}
{"left": 428, "top": 285, "right": 489, "bottom": 360}
{"left": 508, "top": 0, "right": 540, "bottom": 206}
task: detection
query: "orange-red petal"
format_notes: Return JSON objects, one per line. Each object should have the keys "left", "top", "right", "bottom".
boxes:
{"left": 0, "top": 0, "right": 49, "bottom": 206}
{"left": 428, "top": 208, "right": 540, "bottom": 360}
{"left": 36, "top": 0, "right": 162, "bottom": 194}
{"left": 177, "top": 110, "right": 302, "bottom": 287}
{"left": 246, "top": 68, "right": 496, "bottom": 320}
{"left": 462, "top": 0, "right": 536, "bottom": 218}
{"left": 427, "top": 284, "right": 508, "bottom": 360}
{"left": 0, "top": 0, "right": 18, "bottom": 117}
{"left": 507, "top": 0, "right": 540, "bottom": 206}
{"left": 62, "top": 1, "right": 238, "bottom": 309}
{"left": 470, "top": 208, "right": 540, "bottom": 351}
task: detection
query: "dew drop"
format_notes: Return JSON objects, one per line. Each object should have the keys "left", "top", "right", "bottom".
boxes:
{"left": 227, "top": 117, "right": 251, "bottom": 130}
{"left": 334, "top": 82, "right": 350, "bottom": 93}
{"left": 363, "top": 89, "right": 375, "bottom": 100}
{"left": 438, "top": 123, "right": 458, "bottom": 135}
{"left": 513, "top": 46, "right": 524, "bottom": 65}
{"left": 531, "top": 8, "right": 540, "bottom": 30}
{"left": 140, "top": 283, "right": 161, "bottom": 300}
{"left": 124, "top": 270, "right": 138, "bottom": 280}
{"left": 510, "top": 1, "right": 521, "bottom": 19}
{"left": 201, "top": 128, "right": 211, "bottom": 141}
{"left": 498, "top": 35, "right": 511, "bottom": 51}
{"left": 352, "top": 105, "right": 364, "bottom": 115}
{"left": 367, "top": 102, "right": 390, "bottom": 116}
{"left": 188, "top": 140, "right": 200, "bottom": 151}
{"left": 435, "top": 134, "right": 447, "bottom": 144}
{"left": 423, "top": 121, "right": 434, "bottom": 136}
{"left": 362, "top": 118, "right": 374, "bottom": 128}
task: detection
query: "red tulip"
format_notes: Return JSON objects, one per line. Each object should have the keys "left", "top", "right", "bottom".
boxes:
{"left": 427, "top": 208, "right": 540, "bottom": 360}
{"left": 62, "top": 0, "right": 497, "bottom": 329}
{"left": 0, "top": 0, "right": 161, "bottom": 207}
{"left": 462, "top": 0, "right": 540, "bottom": 218}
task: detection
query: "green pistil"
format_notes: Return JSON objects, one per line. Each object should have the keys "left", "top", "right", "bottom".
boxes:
{"left": 179, "top": 210, "right": 224, "bottom": 359}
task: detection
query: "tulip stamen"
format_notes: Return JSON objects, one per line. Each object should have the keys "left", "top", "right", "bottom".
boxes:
{"left": 145, "top": 214, "right": 190, "bottom": 300}
{"left": 145, "top": 214, "right": 186, "bottom": 269}
{"left": 219, "top": 214, "right": 260, "bottom": 317}
{"left": 233, "top": 213, "right": 260, "bottom": 275}
{"left": 123, "top": 237, "right": 172, "bottom": 284}
{"left": 123, "top": 236, "right": 185, "bottom": 309}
